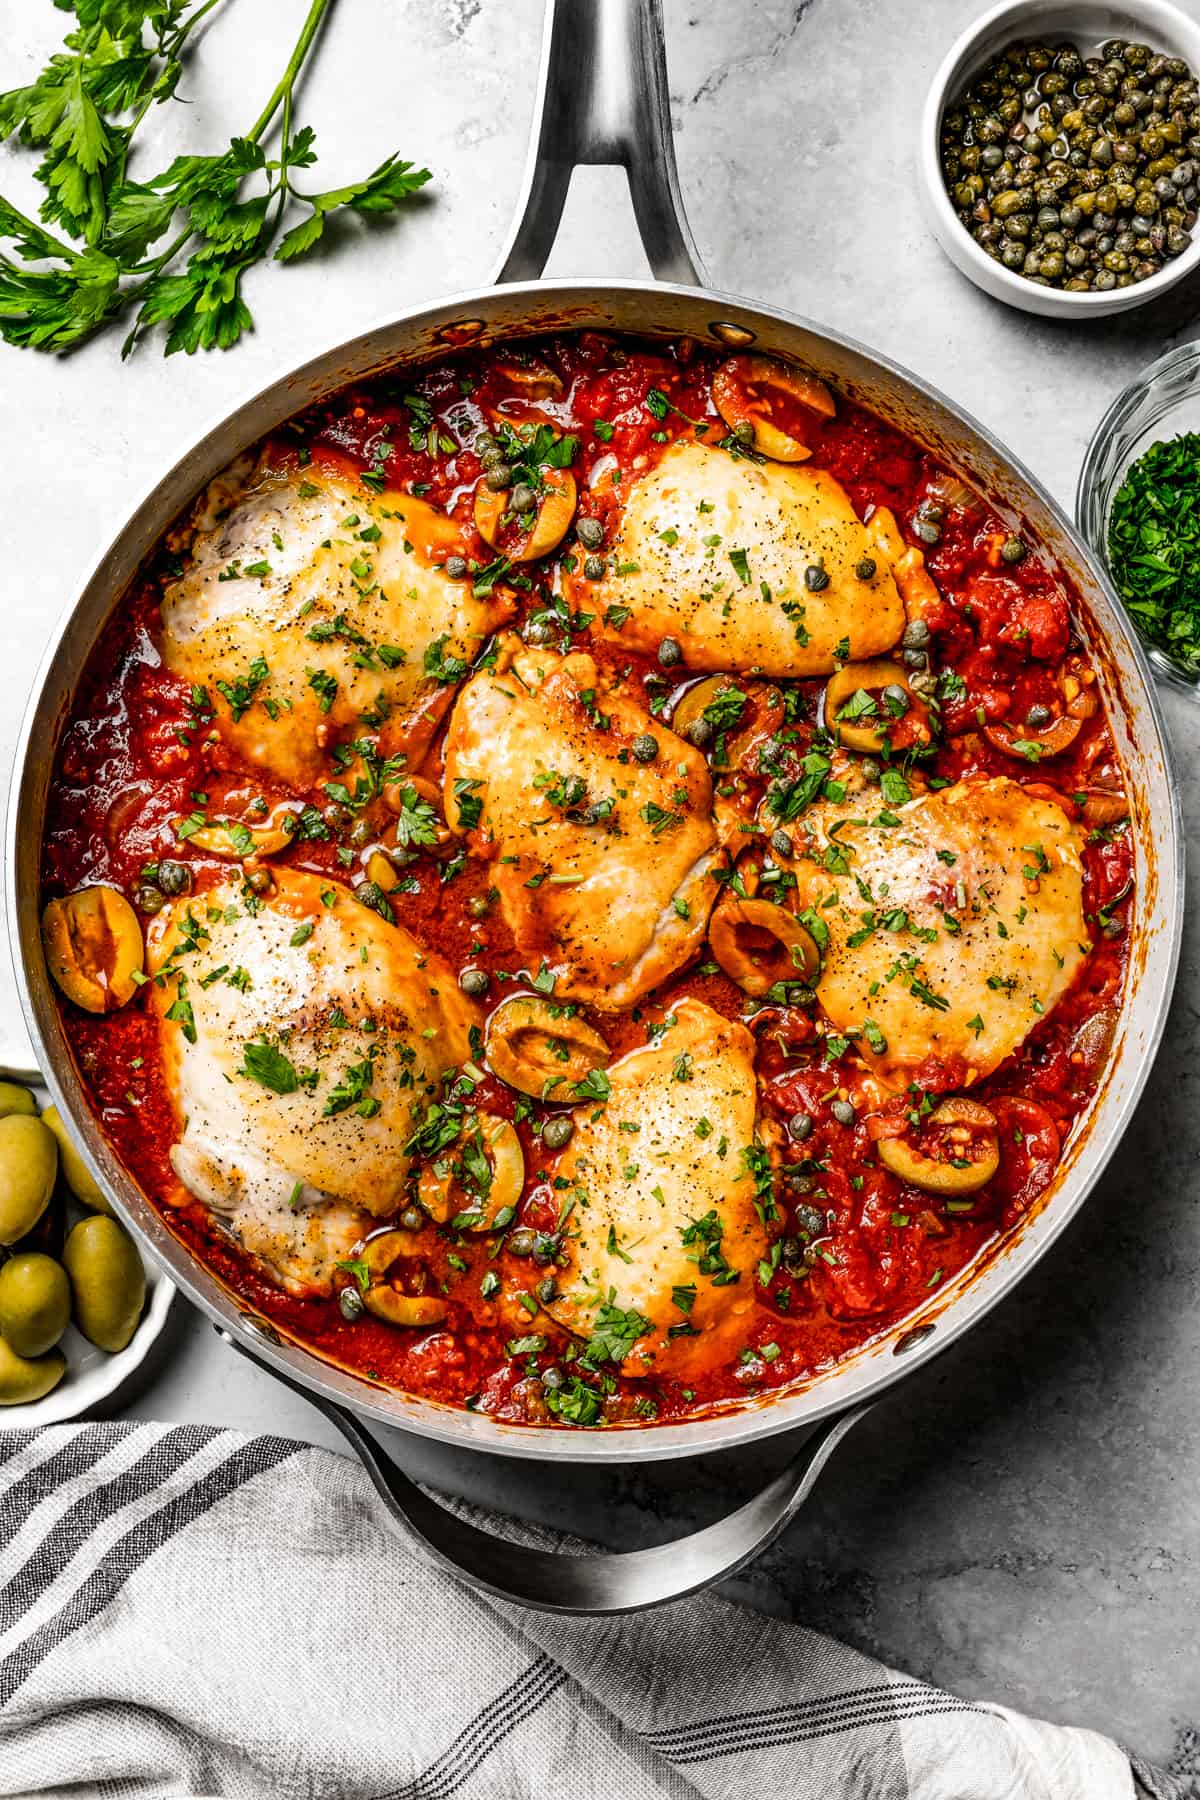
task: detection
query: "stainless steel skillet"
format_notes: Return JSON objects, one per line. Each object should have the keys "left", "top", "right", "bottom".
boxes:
{"left": 6, "top": 0, "right": 1183, "bottom": 1611}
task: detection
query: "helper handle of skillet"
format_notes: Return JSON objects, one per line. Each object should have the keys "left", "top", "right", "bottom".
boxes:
{"left": 492, "top": 0, "right": 707, "bottom": 287}
{"left": 222, "top": 1327, "right": 869, "bottom": 1615}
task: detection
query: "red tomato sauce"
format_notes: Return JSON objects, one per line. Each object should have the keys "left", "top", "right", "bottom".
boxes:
{"left": 41, "top": 332, "right": 1133, "bottom": 1429}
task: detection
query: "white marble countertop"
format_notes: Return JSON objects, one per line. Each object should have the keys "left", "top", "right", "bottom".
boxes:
{"left": 4, "top": 0, "right": 1200, "bottom": 1774}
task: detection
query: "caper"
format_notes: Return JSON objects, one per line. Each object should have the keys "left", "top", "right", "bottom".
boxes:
{"left": 576, "top": 516, "right": 604, "bottom": 550}
{"left": 134, "top": 885, "right": 164, "bottom": 915}
{"left": 1001, "top": 534, "right": 1027, "bottom": 563}
{"left": 912, "top": 515, "right": 942, "bottom": 545}
{"left": 484, "top": 463, "right": 513, "bottom": 491}
{"left": 541, "top": 1365, "right": 565, "bottom": 1391}
{"left": 859, "top": 756, "right": 881, "bottom": 784}
{"left": 339, "top": 1285, "right": 365, "bottom": 1322}
{"left": 583, "top": 554, "right": 606, "bottom": 581}
{"left": 780, "top": 1235, "right": 804, "bottom": 1269}
{"left": 733, "top": 420, "right": 756, "bottom": 447}
{"left": 902, "top": 647, "right": 928, "bottom": 671}
{"left": 531, "top": 1232, "right": 559, "bottom": 1266}
{"left": 901, "top": 618, "right": 930, "bottom": 650}
{"left": 62, "top": 1214, "right": 145, "bottom": 1353}
{"left": 536, "top": 1276, "right": 558, "bottom": 1305}
{"left": 788, "top": 1111, "right": 814, "bottom": 1142}
{"left": 685, "top": 716, "right": 714, "bottom": 748}
{"left": 510, "top": 482, "right": 536, "bottom": 514}
{"left": 771, "top": 829, "right": 794, "bottom": 861}
{"left": 909, "top": 670, "right": 937, "bottom": 700}
{"left": 831, "top": 1098, "right": 856, "bottom": 1127}
{"left": 855, "top": 557, "right": 877, "bottom": 581}
{"left": 541, "top": 1115, "right": 574, "bottom": 1152}
{"left": 631, "top": 733, "right": 659, "bottom": 764}
{"left": 467, "top": 893, "right": 492, "bottom": 920}
{"left": 507, "top": 1226, "right": 536, "bottom": 1258}
{"left": 524, "top": 618, "right": 556, "bottom": 646}
{"left": 401, "top": 1206, "right": 425, "bottom": 1232}
{"left": 445, "top": 554, "right": 469, "bottom": 580}
{"left": 459, "top": 967, "right": 490, "bottom": 997}
{"left": 1026, "top": 702, "right": 1054, "bottom": 729}
{"left": 882, "top": 683, "right": 910, "bottom": 714}
{"left": 657, "top": 637, "right": 683, "bottom": 669}
{"left": 245, "top": 866, "right": 272, "bottom": 895}
{"left": 476, "top": 431, "right": 500, "bottom": 458}
{"left": 804, "top": 562, "right": 830, "bottom": 592}
{"left": 157, "top": 859, "right": 191, "bottom": 896}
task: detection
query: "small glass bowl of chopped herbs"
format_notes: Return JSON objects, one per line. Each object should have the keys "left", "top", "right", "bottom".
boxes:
{"left": 1079, "top": 342, "right": 1200, "bottom": 691}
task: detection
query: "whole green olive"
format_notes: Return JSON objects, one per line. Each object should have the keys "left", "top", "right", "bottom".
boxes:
{"left": 41, "top": 1103, "right": 112, "bottom": 1215}
{"left": 0, "top": 1252, "right": 71, "bottom": 1357}
{"left": 0, "top": 1082, "right": 37, "bottom": 1121}
{"left": 63, "top": 1215, "right": 145, "bottom": 1353}
{"left": 0, "top": 1335, "right": 66, "bottom": 1406}
{"left": 0, "top": 1115, "right": 58, "bottom": 1246}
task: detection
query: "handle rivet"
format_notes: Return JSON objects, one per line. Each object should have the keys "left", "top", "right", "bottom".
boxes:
{"left": 893, "top": 1323, "right": 937, "bottom": 1356}
{"left": 436, "top": 318, "right": 486, "bottom": 346}
{"left": 710, "top": 320, "right": 756, "bottom": 347}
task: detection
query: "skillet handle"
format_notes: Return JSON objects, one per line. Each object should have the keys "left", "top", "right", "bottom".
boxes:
{"left": 493, "top": 0, "right": 706, "bottom": 287}
{"left": 221, "top": 1328, "right": 868, "bottom": 1615}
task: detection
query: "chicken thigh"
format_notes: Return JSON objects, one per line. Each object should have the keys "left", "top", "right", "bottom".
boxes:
{"left": 786, "top": 775, "right": 1090, "bottom": 1085}
{"left": 147, "top": 868, "right": 480, "bottom": 1293}
{"left": 442, "top": 644, "right": 728, "bottom": 1008}
{"left": 160, "top": 451, "right": 514, "bottom": 789}
{"left": 545, "top": 999, "right": 769, "bottom": 1376}
{"left": 584, "top": 439, "right": 905, "bottom": 675}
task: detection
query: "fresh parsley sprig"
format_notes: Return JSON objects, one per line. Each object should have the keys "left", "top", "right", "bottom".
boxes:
{"left": 0, "top": 0, "right": 432, "bottom": 356}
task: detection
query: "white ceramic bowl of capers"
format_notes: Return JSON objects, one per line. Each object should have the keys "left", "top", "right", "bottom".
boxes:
{"left": 920, "top": 0, "right": 1200, "bottom": 317}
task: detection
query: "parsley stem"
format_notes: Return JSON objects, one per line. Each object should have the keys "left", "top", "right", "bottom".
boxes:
{"left": 127, "top": 0, "right": 331, "bottom": 292}
{"left": 248, "top": 0, "right": 333, "bottom": 145}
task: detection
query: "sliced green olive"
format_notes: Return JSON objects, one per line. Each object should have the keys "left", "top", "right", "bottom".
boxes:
{"left": 474, "top": 466, "right": 576, "bottom": 561}
{"left": 0, "top": 1336, "right": 66, "bottom": 1406}
{"left": 62, "top": 1214, "right": 146, "bottom": 1352}
{"left": 179, "top": 814, "right": 294, "bottom": 858}
{"left": 670, "top": 675, "right": 740, "bottom": 744}
{"left": 824, "top": 660, "right": 927, "bottom": 754}
{"left": 486, "top": 995, "right": 609, "bottom": 1098}
{"left": 359, "top": 1227, "right": 447, "bottom": 1327}
{"left": 41, "top": 1103, "right": 112, "bottom": 1215}
{"left": 42, "top": 885, "right": 144, "bottom": 1013}
{"left": 418, "top": 1113, "right": 524, "bottom": 1231}
{"left": 708, "top": 897, "right": 821, "bottom": 997}
{"left": 877, "top": 1098, "right": 1000, "bottom": 1195}
{"left": 0, "top": 1252, "right": 71, "bottom": 1357}
{"left": 984, "top": 714, "right": 1081, "bottom": 760}
{"left": 364, "top": 1290, "right": 448, "bottom": 1328}
{"left": 711, "top": 354, "right": 835, "bottom": 462}
{"left": 0, "top": 1115, "right": 58, "bottom": 1246}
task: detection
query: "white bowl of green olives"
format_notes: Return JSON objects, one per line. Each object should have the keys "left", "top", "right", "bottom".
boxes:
{"left": 0, "top": 1082, "right": 174, "bottom": 1422}
{"left": 921, "top": 0, "right": 1200, "bottom": 316}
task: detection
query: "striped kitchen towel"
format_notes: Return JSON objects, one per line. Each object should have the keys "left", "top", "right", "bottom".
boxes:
{"left": 0, "top": 1422, "right": 1187, "bottom": 1800}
